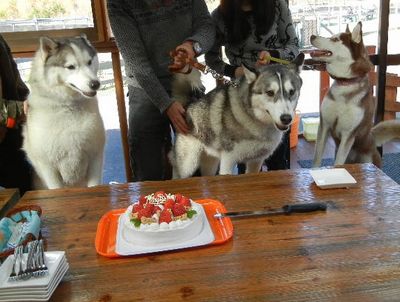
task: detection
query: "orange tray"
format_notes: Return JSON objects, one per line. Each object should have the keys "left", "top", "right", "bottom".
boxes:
{"left": 95, "top": 199, "right": 233, "bottom": 258}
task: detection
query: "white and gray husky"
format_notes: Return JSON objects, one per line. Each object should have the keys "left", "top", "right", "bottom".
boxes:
{"left": 310, "top": 22, "right": 400, "bottom": 167}
{"left": 23, "top": 35, "right": 105, "bottom": 189}
{"left": 170, "top": 54, "right": 305, "bottom": 178}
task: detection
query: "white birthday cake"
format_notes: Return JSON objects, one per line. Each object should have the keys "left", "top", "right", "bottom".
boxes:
{"left": 121, "top": 192, "right": 205, "bottom": 245}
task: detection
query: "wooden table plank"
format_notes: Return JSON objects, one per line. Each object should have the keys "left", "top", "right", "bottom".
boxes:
{"left": 0, "top": 188, "right": 20, "bottom": 218}
{"left": 15, "top": 164, "right": 400, "bottom": 301}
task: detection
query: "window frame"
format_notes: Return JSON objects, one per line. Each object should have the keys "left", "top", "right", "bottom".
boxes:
{"left": 2, "top": 0, "right": 110, "bottom": 54}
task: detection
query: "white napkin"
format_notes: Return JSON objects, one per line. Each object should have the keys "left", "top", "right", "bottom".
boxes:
{"left": 310, "top": 168, "right": 357, "bottom": 189}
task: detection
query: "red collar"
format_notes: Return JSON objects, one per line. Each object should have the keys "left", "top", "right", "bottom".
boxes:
{"left": 330, "top": 75, "right": 367, "bottom": 86}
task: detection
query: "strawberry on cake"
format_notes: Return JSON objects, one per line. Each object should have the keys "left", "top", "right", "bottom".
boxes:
{"left": 121, "top": 192, "right": 205, "bottom": 245}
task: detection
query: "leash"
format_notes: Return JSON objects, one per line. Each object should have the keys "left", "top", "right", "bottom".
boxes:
{"left": 168, "top": 49, "right": 327, "bottom": 87}
{"left": 168, "top": 49, "right": 239, "bottom": 87}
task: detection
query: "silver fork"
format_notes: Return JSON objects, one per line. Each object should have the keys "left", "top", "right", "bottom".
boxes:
{"left": 8, "top": 245, "right": 22, "bottom": 281}
{"left": 17, "top": 240, "right": 38, "bottom": 280}
{"left": 36, "top": 239, "right": 49, "bottom": 276}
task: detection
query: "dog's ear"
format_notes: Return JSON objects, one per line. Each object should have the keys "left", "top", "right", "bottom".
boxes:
{"left": 351, "top": 22, "right": 363, "bottom": 44}
{"left": 242, "top": 65, "right": 257, "bottom": 84}
{"left": 290, "top": 53, "right": 305, "bottom": 73}
{"left": 345, "top": 24, "right": 351, "bottom": 33}
{"left": 79, "top": 33, "right": 91, "bottom": 45}
{"left": 39, "top": 36, "right": 58, "bottom": 61}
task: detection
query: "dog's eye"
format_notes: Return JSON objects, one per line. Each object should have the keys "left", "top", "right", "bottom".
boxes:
{"left": 289, "top": 89, "right": 295, "bottom": 96}
{"left": 87, "top": 60, "right": 92, "bottom": 66}
{"left": 266, "top": 90, "right": 274, "bottom": 97}
{"left": 66, "top": 65, "right": 76, "bottom": 70}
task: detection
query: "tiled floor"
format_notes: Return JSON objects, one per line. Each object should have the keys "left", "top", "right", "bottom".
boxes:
{"left": 290, "top": 136, "right": 400, "bottom": 169}
{"left": 103, "top": 129, "right": 400, "bottom": 184}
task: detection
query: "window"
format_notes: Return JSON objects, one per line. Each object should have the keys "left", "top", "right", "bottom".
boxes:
{"left": 0, "top": 0, "right": 108, "bottom": 53}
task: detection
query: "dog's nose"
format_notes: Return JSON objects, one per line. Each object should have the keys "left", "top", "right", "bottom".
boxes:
{"left": 280, "top": 114, "right": 292, "bottom": 125}
{"left": 90, "top": 80, "right": 100, "bottom": 90}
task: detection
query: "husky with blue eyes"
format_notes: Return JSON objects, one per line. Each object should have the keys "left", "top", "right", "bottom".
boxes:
{"left": 23, "top": 35, "right": 105, "bottom": 189}
{"left": 169, "top": 53, "right": 304, "bottom": 178}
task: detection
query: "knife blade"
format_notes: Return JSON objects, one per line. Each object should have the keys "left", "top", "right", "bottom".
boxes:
{"left": 214, "top": 202, "right": 327, "bottom": 219}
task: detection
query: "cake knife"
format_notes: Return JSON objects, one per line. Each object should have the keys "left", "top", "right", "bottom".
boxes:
{"left": 214, "top": 202, "right": 327, "bottom": 219}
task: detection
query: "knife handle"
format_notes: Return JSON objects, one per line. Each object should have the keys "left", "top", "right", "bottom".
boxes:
{"left": 282, "top": 202, "right": 327, "bottom": 214}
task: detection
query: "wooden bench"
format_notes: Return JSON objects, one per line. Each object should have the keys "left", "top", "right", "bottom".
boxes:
{"left": 0, "top": 188, "right": 20, "bottom": 218}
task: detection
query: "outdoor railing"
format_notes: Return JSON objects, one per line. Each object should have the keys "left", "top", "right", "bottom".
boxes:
{"left": 0, "top": 17, "right": 93, "bottom": 33}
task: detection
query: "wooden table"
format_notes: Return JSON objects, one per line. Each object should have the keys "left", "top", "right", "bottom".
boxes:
{"left": 0, "top": 188, "right": 20, "bottom": 218}
{"left": 15, "top": 164, "right": 400, "bottom": 301}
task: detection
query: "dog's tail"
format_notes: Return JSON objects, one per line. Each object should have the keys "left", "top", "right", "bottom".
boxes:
{"left": 171, "top": 69, "right": 203, "bottom": 107}
{"left": 372, "top": 119, "right": 400, "bottom": 146}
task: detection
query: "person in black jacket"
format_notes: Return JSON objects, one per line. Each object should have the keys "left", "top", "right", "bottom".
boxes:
{"left": 0, "top": 34, "right": 32, "bottom": 193}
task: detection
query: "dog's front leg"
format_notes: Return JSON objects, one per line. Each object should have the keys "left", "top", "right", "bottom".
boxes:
{"left": 334, "top": 135, "right": 355, "bottom": 165}
{"left": 34, "top": 162, "right": 64, "bottom": 189}
{"left": 313, "top": 120, "right": 329, "bottom": 167}
{"left": 245, "top": 159, "right": 263, "bottom": 173}
{"left": 219, "top": 154, "right": 235, "bottom": 175}
{"left": 200, "top": 153, "right": 219, "bottom": 176}
{"left": 87, "top": 151, "right": 104, "bottom": 186}
{"left": 173, "top": 135, "right": 203, "bottom": 178}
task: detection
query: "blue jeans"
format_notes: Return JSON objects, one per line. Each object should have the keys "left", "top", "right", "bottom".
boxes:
{"left": 128, "top": 86, "right": 172, "bottom": 181}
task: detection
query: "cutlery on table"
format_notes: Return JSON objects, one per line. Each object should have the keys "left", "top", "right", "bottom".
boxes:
{"left": 8, "top": 245, "right": 22, "bottom": 281}
{"left": 214, "top": 202, "right": 328, "bottom": 219}
{"left": 7, "top": 239, "right": 49, "bottom": 281}
{"left": 37, "top": 239, "right": 49, "bottom": 276}
{"left": 18, "top": 240, "right": 38, "bottom": 280}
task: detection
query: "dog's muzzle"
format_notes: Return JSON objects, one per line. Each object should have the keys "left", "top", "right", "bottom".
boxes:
{"left": 276, "top": 114, "right": 292, "bottom": 131}
{"left": 69, "top": 79, "right": 100, "bottom": 98}
{"left": 89, "top": 80, "right": 100, "bottom": 91}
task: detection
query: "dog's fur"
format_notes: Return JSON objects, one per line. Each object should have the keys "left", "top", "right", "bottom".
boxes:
{"left": 170, "top": 54, "right": 305, "bottom": 178}
{"left": 23, "top": 35, "right": 105, "bottom": 189}
{"left": 311, "top": 22, "right": 400, "bottom": 167}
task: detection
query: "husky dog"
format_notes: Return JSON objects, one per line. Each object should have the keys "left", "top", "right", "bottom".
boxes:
{"left": 170, "top": 54, "right": 305, "bottom": 178}
{"left": 23, "top": 35, "right": 105, "bottom": 189}
{"left": 311, "top": 22, "right": 400, "bottom": 167}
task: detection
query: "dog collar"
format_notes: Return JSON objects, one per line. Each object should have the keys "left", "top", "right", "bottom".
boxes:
{"left": 331, "top": 75, "right": 367, "bottom": 86}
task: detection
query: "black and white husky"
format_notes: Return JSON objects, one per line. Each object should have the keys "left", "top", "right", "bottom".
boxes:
{"left": 310, "top": 22, "right": 400, "bottom": 167}
{"left": 170, "top": 54, "right": 305, "bottom": 178}
{"left": 23, "top": 36, "right": 105, "bottom": 189}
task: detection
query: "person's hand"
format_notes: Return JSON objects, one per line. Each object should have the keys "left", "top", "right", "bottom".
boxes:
{"left": 166, "top": 101, "right": 190, "bottom": 134}
{"left": 171, "top": 48, "right": 191, "bottom": 74}
{"left": 176, "top": 41, "right": 195, "bottom": 61}
{"left": 256, "top": 50, "right": 271, "bottom": 67}
{"left": 170, "top": 42, "right": 195, "bottom": 74}
{"left": 234, "top": 66, "right": 244, "bottom": 78}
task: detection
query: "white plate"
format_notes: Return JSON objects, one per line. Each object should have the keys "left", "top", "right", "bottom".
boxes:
{"left": 116, "top": 204, "right": 215, "bottom": 255}
{"left": 0, "top": 259, "right": 68, "bottom": 294}
{"left": 310, "top": 168, "right": 357, "bottom": 189}
{"left": 0, "top": 251, "right": 66, "bottom": 290}
{"left": 0, "top": 262, "right": 69, "bottom": 302}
